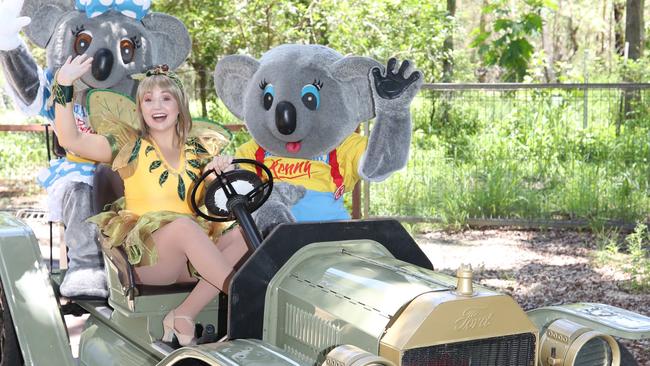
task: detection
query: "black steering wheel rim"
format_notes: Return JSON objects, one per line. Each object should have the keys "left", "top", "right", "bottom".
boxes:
{"left": 190, "top": 158, "right": 273, "bottom": 222}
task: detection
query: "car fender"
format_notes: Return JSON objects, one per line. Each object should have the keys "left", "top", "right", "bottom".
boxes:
{"left": 527, "top": 302, "right": 650, "bottom": 340}
{"left": 156, "top": 339, "right": 306, "bottom": 366}
{"left": 0, "top": 214, "right": 75, "bottom": 365}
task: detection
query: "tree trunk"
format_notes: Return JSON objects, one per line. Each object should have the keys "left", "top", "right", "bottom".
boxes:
{"left": 542, "top": 6, "right": 557, "bottom": 82}
{"left": 600, "top": 0, "right": 607, "bottom": 54}
{"left": 618, "top": 0, "right": 645, "bottom": 132}
{"left": 196, "top": 66, "right": 208, "bottom": 118}
{"left": 442, "top": 0, "right": 456, "bottom": 83}
{"left": 625, "top": 0, "right": 644, "bottom": 60}
{"left": 614, "top": 2, "right": 625, "bottom": 55}
{"left": 566, "top": 0, "right": 579, "bottom": 59}
{"left": 472, "top": 0, "right": 489, "bottom": 63}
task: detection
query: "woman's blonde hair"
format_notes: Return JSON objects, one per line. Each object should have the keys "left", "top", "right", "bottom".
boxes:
{"left": 136, "top": 74, "right": 192, "bottom": 146}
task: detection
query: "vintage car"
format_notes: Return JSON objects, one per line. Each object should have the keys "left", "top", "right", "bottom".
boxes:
{"left": 0, "top": 159, "right": 648, "bottom": 366}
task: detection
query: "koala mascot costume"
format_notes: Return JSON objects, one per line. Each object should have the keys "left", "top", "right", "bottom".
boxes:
{"left": 0, "top": 0, "right": 190, "bottom": 298}
{"left": 215, "top": 45, "right": 422, "bottom": 234}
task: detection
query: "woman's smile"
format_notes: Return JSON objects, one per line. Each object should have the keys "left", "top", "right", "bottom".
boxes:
{"left": 141, "top": 86, "right": 179, "bottom": 132}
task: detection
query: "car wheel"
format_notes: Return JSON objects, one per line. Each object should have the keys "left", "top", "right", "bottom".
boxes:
{"left": 0, "top": 280, "right": 23, "bottom": 366}
{"left": 618, "top": 341, "right": 639, "bottom": 366}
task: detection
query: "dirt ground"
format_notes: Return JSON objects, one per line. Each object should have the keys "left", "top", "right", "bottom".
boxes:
{"left": 2, "top": 188, "right": 649, "bottom": 363}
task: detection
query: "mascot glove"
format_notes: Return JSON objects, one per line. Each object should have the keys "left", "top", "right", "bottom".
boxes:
{"left": 369, "top": 59, "right": 423, "bottom": 114}
{"left": 0, "top": 0, "right": 31, "bottom": 51}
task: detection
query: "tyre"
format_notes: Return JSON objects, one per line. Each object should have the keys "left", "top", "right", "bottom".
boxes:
{"left": 0, "top": 280, "right": 23, "bottom": 366}
{"left": 618, "top": 341, "right": 639, "bottom": 366}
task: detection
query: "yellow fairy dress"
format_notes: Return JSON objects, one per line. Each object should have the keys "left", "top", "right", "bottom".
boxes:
{"left": 85, "top": 90, "right": 231, "bottom": 268}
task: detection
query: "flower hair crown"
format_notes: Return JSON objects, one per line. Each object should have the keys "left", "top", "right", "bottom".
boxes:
{"left": 132, "top": 64, "right": 185, "bottom": 94}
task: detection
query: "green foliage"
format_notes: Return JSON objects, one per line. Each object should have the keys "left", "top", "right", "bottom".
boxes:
{"left": 592, "top": 224, "right": 650, "bottom": 293}
{"left": 221, "top": 130, "right": 252, "bottom": 156}
{"left": 593, "top": 228, "right": 622, "bottom": 265}
{"left": 471, "top": 0, "right": 551, "bottom": 81}
{"left": 153, "top": 0, "right": 451, "bottom": 85}
{"left": 371, "top": 88, "right": 650, "bottom": 227}
{"left": 624, "top": 223, "right": 650, "bottom": 292}
{"left": 0, "top": 131, "right": 47, "bottom": 185}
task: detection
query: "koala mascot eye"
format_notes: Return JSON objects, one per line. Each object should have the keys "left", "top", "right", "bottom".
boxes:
{"left": 262, "top": 83, "right": 275, "bottom": 111}
{"left": 120, "top": 39, "right": 136, "bottom": 64}
{"left": 301, "top": 83, "right": 321, "bottom": 110}
{"left": 74, "top": 31, "right": 92, "bottom": 55}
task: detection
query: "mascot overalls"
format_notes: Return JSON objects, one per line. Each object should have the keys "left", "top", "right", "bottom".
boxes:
{"left": 0, "top": 0, "right": 190, "bottom": 297}
{"left": 214, "top": 44, "right": 423, "bottom": 234}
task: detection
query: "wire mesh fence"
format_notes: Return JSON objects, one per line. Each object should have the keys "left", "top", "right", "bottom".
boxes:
{"left": 368, "top": 83, "right": 650, "bottom": 226}
{"left": 2, "top": 83, "right": 650, "bottom": 227}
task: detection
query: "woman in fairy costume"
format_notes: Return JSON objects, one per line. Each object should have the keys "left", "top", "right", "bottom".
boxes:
{"left": 53, "top": 54, "right": 248, "bottom": 346}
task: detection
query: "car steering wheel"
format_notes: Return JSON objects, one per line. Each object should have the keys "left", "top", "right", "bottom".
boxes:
{"left": 190, "top": 159, "right": 273, "bottom": 222}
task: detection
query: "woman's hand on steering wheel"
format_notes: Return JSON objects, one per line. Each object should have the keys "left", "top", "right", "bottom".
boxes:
{"left": 203, "top": 155, "right": 235, "bottom": 175}
{"left": 191, "top": 159, "right": 274, "bottom": 223}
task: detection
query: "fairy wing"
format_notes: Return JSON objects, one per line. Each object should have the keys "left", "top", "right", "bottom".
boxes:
{"left": 189, "top": 117, "right": 232, "bottom": 158}
{"left": 87, "top": 89, "right": 141, "bottom": 176}
{"left": 87, "top": 89, "right": 140, "bottom": 147}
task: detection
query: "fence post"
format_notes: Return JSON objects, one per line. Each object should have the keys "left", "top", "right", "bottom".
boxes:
{"left": 583, "top": 50, "right": 589, "bottom": 129}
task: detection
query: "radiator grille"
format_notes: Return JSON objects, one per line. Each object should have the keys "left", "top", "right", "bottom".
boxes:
{"left": 284, "top": 303, "right": 341, "bottom": 349}
{"left": 401, "top": 333, "right": 536, "bottom": 366}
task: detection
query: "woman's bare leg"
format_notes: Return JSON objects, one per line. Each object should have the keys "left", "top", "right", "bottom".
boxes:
{"left": 133, "top": 217, "right": 248, "bottom": 337}
{"left": 135, "top": 217, "right": 235, "bottom": 288}
{"left": 216, "top": 228, "right": 250, "bottom": 267}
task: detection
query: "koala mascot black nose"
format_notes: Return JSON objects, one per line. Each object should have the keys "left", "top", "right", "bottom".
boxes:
{"left": 275, "top": 101, "right": 297, "bottom": 135}
{"left": 92, "top": 48, "right": 114, "bottom": 81}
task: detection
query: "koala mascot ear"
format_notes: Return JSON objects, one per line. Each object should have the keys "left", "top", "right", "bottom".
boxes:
{"left": 214, "top": 55, "right": 260, "bottom": 121}
{"left": 142, "top": 13, "right": 192, "bottom": 69}
{"left": 329, "top": 56, "right": 383, "bottom": 122}
{"left": 21, "top": 0, "right": 71, "bottom": 48}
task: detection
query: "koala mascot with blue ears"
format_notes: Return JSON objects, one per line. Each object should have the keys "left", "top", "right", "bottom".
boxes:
{"left": 215, "top": 44, "right": 423, "bottom": 235}
{"left": 0, "top": 0, "right": 190, "bottom": 298}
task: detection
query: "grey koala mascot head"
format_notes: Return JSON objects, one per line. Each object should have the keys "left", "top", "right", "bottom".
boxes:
{"left": 21, "top": 0, "right": 190, "bottom": 95}
{"left": 215, "top": 44, "right": 422, "bottom": 234}
{"left": 215, "top": 44, "right": 422, "bottom": 181}
{"left": 0, "top": 0, "right": 191, "bottom": 299}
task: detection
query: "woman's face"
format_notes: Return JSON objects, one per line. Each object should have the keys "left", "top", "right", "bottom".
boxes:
{"left": 140, "top": 86, "right": 180, "bottom": 135}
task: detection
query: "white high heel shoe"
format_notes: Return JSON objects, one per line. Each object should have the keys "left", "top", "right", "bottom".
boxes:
{"left": 162, "top": 310, "right": 196, "bottom": 346}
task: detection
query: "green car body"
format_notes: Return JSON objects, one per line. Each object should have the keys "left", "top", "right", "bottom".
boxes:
{"left": 0, "top": 213, "right": 649, "bottom": 366}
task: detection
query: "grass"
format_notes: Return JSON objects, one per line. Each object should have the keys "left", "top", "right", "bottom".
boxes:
{"left": 594, "top": 223, "right": 650, "bottom": 292}
{"left": 370, "top": 87, "right": 650, "bottom": 226}
{"left": 2, "top": 86, "right": 650, "bottom": 227}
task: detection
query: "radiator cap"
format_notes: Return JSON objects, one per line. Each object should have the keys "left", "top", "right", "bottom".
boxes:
{"left": 456, "top": 263, "right": 475, "bottom": 296}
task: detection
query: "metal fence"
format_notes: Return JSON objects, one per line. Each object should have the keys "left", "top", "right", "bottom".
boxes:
{"left": 366, "top": 83, "right": 650, "bottom": 228}
{"left": 3, "top": 83, "right": 650, "bottom": 228}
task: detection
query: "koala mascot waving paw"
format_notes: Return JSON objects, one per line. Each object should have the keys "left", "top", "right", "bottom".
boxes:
{"left": 215, "top": 44, "right": 423, "bottom": 236}
{"left": 0, "top": 0, "right": 190, "bottom": 298}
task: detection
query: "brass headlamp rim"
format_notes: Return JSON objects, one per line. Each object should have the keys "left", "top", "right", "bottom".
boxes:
{"left": 564, "top": 330, "right": 620, "bottom": 366}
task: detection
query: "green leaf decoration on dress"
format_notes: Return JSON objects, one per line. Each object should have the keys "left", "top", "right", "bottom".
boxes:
{"left": 159, "top": 170, "right": 169, "bottom": 186}
{"left": 186, "top": 170, "right": 198, "bottom": 182}
{"left": 149, "top": 160, "right": 162, "bottom": 172}
{"left": 193, "top": 141, "right": 208, "bottom": 154}
{"left": 145, "top": 145, "right": 155, "bottom": 156}
{"left": 177, "top": 176, "right": 186, "bottom": 200}
{"left": 187, "top": 159, "right": 202, "bottom": 169}
{"left": 128, "top": 138, "right": 142, "bottom": 164}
